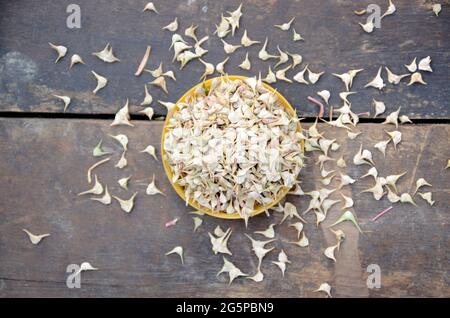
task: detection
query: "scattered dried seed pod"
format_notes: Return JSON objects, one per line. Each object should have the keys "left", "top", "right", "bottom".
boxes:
{"left": 407, "top": 72, "right": 427, "bottom": 86}
{"left": 146, "top": 174, "right": 165, "bottom": 196}
{"left": 275, "top": 64, "right": 293, "bottom": 83}
{"left": 91, "top": 71, "right": 108, "bottom": 94}
{"left": 263, "top": 66, "right": 277, "bottom": 83}
{"left": 93, "top": 139, "right": 112, "bottom": 157}
{"left": 417, "top": 192, "right": 434, "bottom": 206}
{"left": 365, "top": 67, "right": 385, "bottom": 90}
{"left": 372, "top": 99, "right": 386, "bottom": 118}
{"left": 111, "top": 99, "right": 133, "bottom": 127}
{"left": 69, "top": 54, "right": 85, "bottom": 69}
{"left": 109, "top": 134, "right": 128, "bottom": 151}
{"left": 292, "top": 28, "right": 304, "bottom": 41}
{"left": 143, "top": 2, "right": 158, "bottom": 13}
{"left": 165, "top": 246, "right": 184, "bottom": 264}
{"left": 91, "top": 185, "right": 112, "bottom": 205}
{"left": 113, "top": 192, "right": 137, "bottom": 213}
{"left": 385, "top": 67, "right": 409, "bottom": 85}
{"left": 381, "top": 0, "right": 396, "bottom": 19}
{"left": 140, "top": 84, "right": 153, "bottom": 106}
{"left": 238, "top": 52, "right": 251, "bottom": 70}
{"left": 118, "top": 176, "right": 131, "bottom": 190}
{"left": 241, "top": 30, "right": 260, "bottom": 47}
{"left": 150, "top": 76, "right": 169, "bottom": 94}
{"left": 221, "top": 39, "right": 241, "bottom": 54}
{"left": 359, "top": 19, "right": 375, "bottom": 33}
{"left": 23, "top": 229, "right": 50, "bottom": 245}
{"left": 192, "top": 216, "right": 203, "bottom": 232}
{"left": 49, "top": 42, "right": 67, "bottom": 63}
{"left": 78, "top": 174, "right": 104, "bottom": 196}
{"left": 317, "top": 90, "right": 330, "bottom": 105}
{"left": 217, "top": 257, "right": 247, "bottom": 285}
{"left": 216, "top": 57, "right": 229, "bottom": 75}
{"left": 258, "top": 38, "right": 277, "bottom": 61}
{"left": 209, "top": 228, "right": 233, "bottom": 255}
{"left": 254, "top": 223, "right": 276, "bottom": 239}
{"left": 307, "top": 68, "right": 324, "bottom": 84}
{"left": 162, "top": 17, "right": 178, "bottom": 32}
{"left": 140, "top": 145, "right": 158, "bottom": 161}
{"left": 198, "top": 59, "right": 215, "bottom": 81}
{"left": 405, "top": 57, "right": 417, "bottom": 72}
{"left": 74, "top": 262, "right": 98, "bottom": 276}
{"left": 115, "top": 151, "right": 128, "bottom": 169}
{"left": 400, "top": 193, "right": 417, "bottom": 206}
{"left": 330, "top": 210, "right": 363, "bottom": 233}
{"left": 324, "top": 244, "right": 339, "bottom": 262}
{"left": 314, "top": 282, "right": 332, "bottom": 297}
{"left": 275, "top": 17, "right": 295, "bottom": 31}
{"left": 53, "top": 94, "right": 71, "bottom": 112}
{"left": 293, "top": 65, "right": 309, "bottom": 84}
{"left": 432, "top": 4, "right": 442, "bottom": 16}
{"left": 289, "top": 231, "right": 309, "bottom": 247}
{"left": 92, "top": 43, "right": 120, "bottom": 63}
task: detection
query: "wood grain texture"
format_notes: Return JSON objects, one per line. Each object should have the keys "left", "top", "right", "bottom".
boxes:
{"left": 0, "top": 118, "right": 448, "bottom": 297}
{"left": 0, "top": 0, "right": 449, "bottom": 118}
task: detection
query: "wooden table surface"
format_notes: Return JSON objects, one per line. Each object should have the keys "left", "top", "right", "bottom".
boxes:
{"left": 0, "top": 0, "right": 449, "bottom": 297}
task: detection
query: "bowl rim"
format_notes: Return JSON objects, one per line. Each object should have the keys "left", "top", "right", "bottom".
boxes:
{"left": 160, "top": 75, "right": 302, "bottom": 219}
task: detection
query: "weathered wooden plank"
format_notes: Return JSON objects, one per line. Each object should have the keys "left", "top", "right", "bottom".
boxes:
{"left": 0, "top": 118, "right": 448, "bottom": 297}
{"left": 0, "top": 0, "right": 449, "bottom": 118}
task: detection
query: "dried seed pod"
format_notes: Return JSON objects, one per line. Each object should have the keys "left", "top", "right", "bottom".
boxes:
{"left": 216, "top": 57, "right": 230, "bottom": 75}
{"left": 162, "top": 17, "right": 178, "bottom": 32}
{"left": 317, "top": 90, "right": 330, "bottom": 105}
{"left": 400, "top": 193, "right": 417, "bottom": 206}
{"left": 382, "top": 107, "right": 401, "bottom": 128}
{"left": 165, "top": 246, "right": 184, "bottom": 264}
{"left": 92, "top": 43, "right": 120, "bottom": 63}
{"left": 245, "top": 234, "right": 275, "bottom": 268}
{"left": 184, "top": 24, "right": 198, "bottom": 42}
{"left": 48, "top": 42, "right": 67, "bottom": 63}
{"left": 399, "top": 115, "right": 412, "bottom": 124}
{"left": 275, "top": 64, "right": 292, "bottom": 83}
{"left": 140, "top": 84, "right": 153, "bottom": 106}
{"left": 113, "top": 192, "right": 137, "bottom": 213}
{"left": 385, "top": 130, "right": 402, "bottom": 149}
{"left": 405, "top": 57, "right": 417, "bottom": 72}
{"left": 281, "top": 202, "right": 306, "bottom": 224}
{"left": 359, "top": 19, "right": 375, "bottom": 33}
{"left": 275, "top": 46, "right": 289, "bottom": 68}
{"left": 150, "top": 76, "right": 168, "bottom": 94}
{"left": 140, "top": 145, "right": 158, "bottom": 161}
{"left": 407, "top": 72, "right": 427, "bottom": 86}
{"left": 53, "top": 95, "right": 71, "bottom": 112}
{"left": 109, "top": 134, "right": 128, "bottom": 151}
{"left": 417, "top": 192, "right": 434, "bottom": 206}
{"left": 91, "top": 185, "right": 112, "bottom": 205}
{"left": 209, "top": 228, "right": 233, "bottom": 255}
{"left": 348, "top": 130, "right": 361, "bottom": 140}
{"left": 93, "top": 139, "right": 112, "bottom": 157}
{"left": 365, "top": 67, "right": 385, "bottom": 90}
{"left": 274, "top": 17, "right": 295, "bottom": 31}
{"left": 78, "top": 174, "right": 103, "bottom": 196}
{"left": 69, "top": 54, "right": 85, "bottom": 69}
{"left": 413, "top": 178, "right": 432, "bottom": 195}
{"left": 385, "top": 67, "right": 409, "bottom": 85}
{"left": 353, "top": 145, "right": 374, "bottom": 165}
{"left": 374, "top": 139, "right": 390, "bottom": 157}
{"left": 239, "top": 52, "right": 251, "bottom": 70}
{"left": 115, "top": 151, "right": 128, "bottom": 169}
{"left": 432, "top": 4, "right": 442, "bottom": 16}
{"left": 308, "top": 68, "right": 324, "bottom": 84}
{"left": 217, "top": 257, "right": 247, "bottom": 285}
{"left": 292, "top": 28, "right": 304, "bottom": 41}
{"left": 381, "top": 0, "right": 396, "bottom": 18}
{"left": 91, "top": 71, "right": 108, "bottom": 94}
{"left": 261, "top": 66, "right": 276, "bottom": 84}
{"left": 198, "top": 59, "right": 215, "bottom": 81}
{"left": 158, "top": 100, "right": 176, "bottom": 113}
{"left": 387, "top": 187, "right": 400, "bottom": 203}
{"left": 254, "top": 223, "right": 276, "bottom": 239}
{"left": 192, "top": 216, "right": 203, "bottom": 232}
{"left": 140, "top": 106, "right": 155, "bottom": 119}
{"left": 361, "top": 167, "right": 378, "bottom": 180}
{"left": 373, "top": 99, "right": 386, "bottom": 118}
{"left": 247, "top": 269, "right": 264, "bottom": 282}
{"left": 162, "top": 70, "right": 176, "bottom": 81}
{"left": 177, "top": 51, "right": 199, "bottom": 69}
{"left": 289, "top": 222, "right": 304, "bottom": 239}
{"left": 215, "top": 14, "right": 231, "bottom": 38}
{"left": 146, "top": 174, "right": 165, "bottom": 196}
{"left": 361, "top": 178, "right": 385, "bottom": 200}
{"left": 143, "top": 2, "right": 158, "bottom": 13}
{"left": 337, "top": 156, "right": 346, "bottom": 168}
{"left": 23, "top": 229, "right": 50, "bottom": 245}
{"left": 221, "top": 39, "right": 241, "bottom": 54}
{"left": 340, "top": 193, "right": 354, "bottom": 209}
{"left": 87, "top": 158, "right": 110, "bottom": 183}
{"left": 324, "top": 244, "right": 339, "bottom": 262}
{"left": 293, "top": 65, "right": 309, "bottom": 85}
{"left": 289, "top": 231, "right": 309, "bottom": 247}
{"left": 111, "top": 99, "right": 133, "bottom": 127}
{"left": 272, "top": 261, "right": 286, "bottom": 277}
{"left": 241, "top": 30, "right": 260, "bottom": 47}
{"left": 226, "top": 4, "right": 243, "bottom": 36}
{"left": 339, "top": 173, "right": 356, "bottom": 189}
{"left": 314, "top": 282, "right": 332, "bottom": 297}
{"left": 172, "top": 41, "right": 192, "bottom": 62}
{"left": 146, "top": 62, "right": 164, "bottom": 77}
{"left": 329, "top": 210, "right": 363, "bottom": 233}
{"left": 118, "top": 176, "right": 131, "bottom": 190}
{"left": 288, "top": 52, "right": 303, "bottom": 68}
{"left": 385, "top": 172, "right": 406, "bottom": 193}
{"left": 258, "top": 38, "right": 277, "bottom": 61}
{"left": 74, "top": 262, "right": 98, "bottom": 276}
{"left": 321, "top": 199, "right": 339, "bottom": 215}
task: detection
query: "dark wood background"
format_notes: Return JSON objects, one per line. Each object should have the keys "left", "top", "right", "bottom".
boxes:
{"left": 0, "top": 0, "right": 449, "bottom": 297}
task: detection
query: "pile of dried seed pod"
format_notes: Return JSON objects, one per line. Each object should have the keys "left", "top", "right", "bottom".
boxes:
{"left": 163, "top": 76, "right": 304, "bottom": 223}
{"left": 31, "top": 1, "right": 448, "bottom": 298}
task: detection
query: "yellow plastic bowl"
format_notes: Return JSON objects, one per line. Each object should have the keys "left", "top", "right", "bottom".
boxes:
{"left": 161, "top": 75, "right": 302, "bottom": 219}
